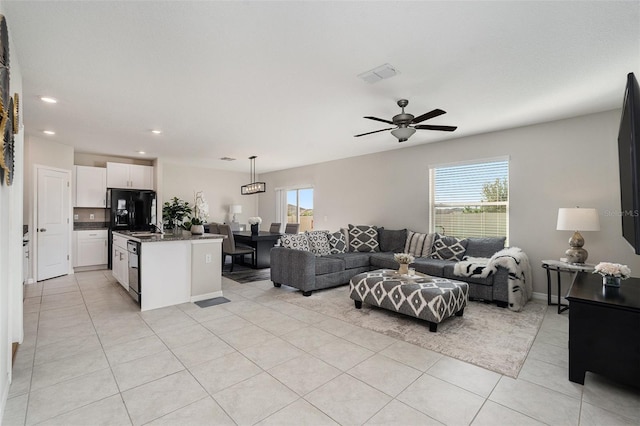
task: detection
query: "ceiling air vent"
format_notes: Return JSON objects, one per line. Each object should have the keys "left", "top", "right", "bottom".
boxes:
{"left": 357, "top": 63, "right": 399, "bottom": 84}
{"left": 220, "top": 157, "right": 236, "bottom": 161}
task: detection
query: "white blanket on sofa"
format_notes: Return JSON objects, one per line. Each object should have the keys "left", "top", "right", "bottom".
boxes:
{"left": 453, "top": 247, "right": 532, "bottom": 311}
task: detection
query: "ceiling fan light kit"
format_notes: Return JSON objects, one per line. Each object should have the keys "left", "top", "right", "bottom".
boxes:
{"left": 355, "top": 98, "right": 457, "bottom": 143}
{"left": 241, "top": 155, "right": 266, "bottom": 195}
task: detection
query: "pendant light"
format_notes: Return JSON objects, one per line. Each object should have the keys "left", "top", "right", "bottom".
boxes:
{"left": 241, "top": 155, "right": 266, "bottom": 195}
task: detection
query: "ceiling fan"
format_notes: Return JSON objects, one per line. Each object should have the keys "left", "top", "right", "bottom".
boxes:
{"left": 355, "top": 99, "right": 457, "bottom": 142}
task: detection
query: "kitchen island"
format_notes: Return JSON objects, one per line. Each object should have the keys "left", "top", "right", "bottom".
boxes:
{"left": 112, "top": 230, "right": 225, "bottom": 311}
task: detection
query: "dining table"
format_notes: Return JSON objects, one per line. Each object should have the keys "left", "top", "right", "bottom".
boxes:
{"left": 232, "top": 231, "right": 283, "bottom": 269}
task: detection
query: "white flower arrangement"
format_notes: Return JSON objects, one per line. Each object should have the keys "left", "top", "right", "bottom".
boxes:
{"left": 248, "top": 217, "right": 262, "bottom": 225}
{"left": 394, "top": 253, "right": 415, "bottom": 265}
{"left": 191, "top": 191, "right": 209, "bottom": 225}
{"left": 593, "top": 262, "right": 631, "bottom": 279}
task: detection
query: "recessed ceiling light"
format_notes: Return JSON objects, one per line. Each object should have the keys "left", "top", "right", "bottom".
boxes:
{"left": 43, "top": 130, "right": 55, "bottom": 135}
{"left": 151, "top": 130, "right": 162, "bottom": 134}
{"left": 40, "top": 96, "right": 58, "bottom": 104}
{"left": 138, "top": 151, "right": 146, "bottom": 155}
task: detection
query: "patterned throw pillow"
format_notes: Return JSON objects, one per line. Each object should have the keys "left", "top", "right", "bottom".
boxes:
{"left": 305, "top": 230, "right": 331, "bottom": 256}
{"left": 404, "top": 231, "right": 434, "bottom": 257}
{"left": 328, "top": 231, "right": 347, "bottom": 254}
{"left": 430, "top": 234, "right": 468, "bottom": 261}
{"left": 279, "top": 233, "right": 310, "bottom": 252}
{"left": 348, "top": 224, "right": 380, "bottom": 252}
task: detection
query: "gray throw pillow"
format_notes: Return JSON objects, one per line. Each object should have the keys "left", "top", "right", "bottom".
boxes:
{"left": 430, "top": 234, "right": 468, "bottom": 261}
{"left": 328, "top": 231, "right": 347, "bottom": 254}
{"left": 465, "top": 237, "right": 506, "bottom": 258}
{"left": 305, "top": 230, "right": 331, "bottom": 256}
{"left": 348, "top": 224, "right": 380, "bottom": 252}
{"left": 279, "top": 233, "right": 310, "bottom": 252}
{"left": 404, "top": 231, "right": 434, "bottom": 257}
{"left": 378, "top": 228, "right": 408, "bottom": 253}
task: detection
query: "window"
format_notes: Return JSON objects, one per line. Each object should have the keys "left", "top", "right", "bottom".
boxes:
{"left": 286, "top": 188, "right": 314, "bottom": 232}
{"left": 429, "top": 159, "right": 509, "bottom": 241}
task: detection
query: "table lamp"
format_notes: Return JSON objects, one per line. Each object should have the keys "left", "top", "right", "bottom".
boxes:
{"left": 230, "top": 205, "right": 242, "bottom": 222}
{"left": 556, "top": 207, "right": 600, "bottom": 264}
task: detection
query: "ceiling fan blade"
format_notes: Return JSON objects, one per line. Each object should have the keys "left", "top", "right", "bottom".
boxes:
{"left": 415, "top": 124, "right": 458, "bottom": 132}
{"left": 354, "top": 127, "right": 395, "bottom": 137}
{"left": 411, "top": 109, "right": 446, "bottom": 124}
{"left": 364, "top": 116, "right": 394, "bottom": 125}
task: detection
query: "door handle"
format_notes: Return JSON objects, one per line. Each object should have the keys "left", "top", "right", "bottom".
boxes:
{"left": 39, "top": 228, "right": 47, "bottom": 232}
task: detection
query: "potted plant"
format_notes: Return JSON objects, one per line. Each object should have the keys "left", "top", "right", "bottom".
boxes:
{"left": 394, "top": 253, "right": 415, "bottom": 275}
{"left": 248, "top": 216, "right": 262, "bottom": 235}
{"left": 162, "top": 197, "right": 192, "bottom": 234}
{"left": 593, "top": 262, "right": 631, "bottom": 287}
{"left": 190, "top": 191, "right": 209, "bottom": 235}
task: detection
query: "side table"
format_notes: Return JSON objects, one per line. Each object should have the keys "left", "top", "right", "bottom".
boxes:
{"left": 541, "top": 260, "right": 594, "bottom": 314}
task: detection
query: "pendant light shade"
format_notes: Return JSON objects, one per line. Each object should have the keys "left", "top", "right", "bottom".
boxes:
{"left": 241, "top": 155, "right": 266, "bottom": 195}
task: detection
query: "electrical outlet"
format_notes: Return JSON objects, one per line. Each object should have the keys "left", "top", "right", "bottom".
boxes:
{"left": 205, "top": 254, "right": 212, "bottom": 264}
{"left": 89, "top": 214, "right": 95, "bottom": 220}
{"left": 73, "top": 214, "right": 79, "bottom": 220}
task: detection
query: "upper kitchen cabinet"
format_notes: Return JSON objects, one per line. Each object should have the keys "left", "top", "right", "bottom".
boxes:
{"left": 74, "top": 165, "right": 107, "bottom": 207}
{"left": 106, "top": 162, "right": 154, "bottom": 190}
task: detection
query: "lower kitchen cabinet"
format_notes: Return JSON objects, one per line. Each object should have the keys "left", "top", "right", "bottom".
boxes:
{"left": 112, "top": 233, "right": 129, "bottom": 290}
{"left": 73, "top": 230, "right": 108, "bottom": 268}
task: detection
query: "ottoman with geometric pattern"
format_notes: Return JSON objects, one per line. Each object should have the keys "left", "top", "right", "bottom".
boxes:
{"left": 349, "top": 269, "right": 468, "bottom": 332}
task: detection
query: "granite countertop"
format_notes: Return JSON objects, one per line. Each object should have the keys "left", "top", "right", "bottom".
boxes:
{"left": 113, "top": 230, "right": 225, "bottom": 243}
{"left": 75, "top": 222, "right": 109, "bottom": 230}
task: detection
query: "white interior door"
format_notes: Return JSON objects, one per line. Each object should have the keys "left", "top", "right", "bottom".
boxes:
{"left": 37, "top": 167, "right": 70, "bottom": 281}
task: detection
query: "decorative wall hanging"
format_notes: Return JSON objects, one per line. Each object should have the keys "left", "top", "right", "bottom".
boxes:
{"left": 0, "top": 14, "right": 14, "bottom": 186}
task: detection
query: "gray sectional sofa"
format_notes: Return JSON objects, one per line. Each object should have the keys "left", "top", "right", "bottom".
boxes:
{"left": 270, "top": 227, "right": 510, "bottom": 307}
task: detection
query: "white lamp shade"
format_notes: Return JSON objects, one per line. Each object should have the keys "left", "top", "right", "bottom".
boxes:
{"left": 556, "top": 208, "right": 600, "bottom": 231}
{"left": 390, "top": 127, "right": 416, "bottom": 140}
{"left": 230, "top": 204, "right": 242, "bottom": 214}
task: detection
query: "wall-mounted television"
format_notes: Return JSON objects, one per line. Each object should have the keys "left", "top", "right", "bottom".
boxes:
{"left": 618, "top": 72, "right": 640, "bottom": 255}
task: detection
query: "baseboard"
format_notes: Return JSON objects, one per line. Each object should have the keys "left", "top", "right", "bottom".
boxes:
{"left": 532, "top": 291, "right": 567, "bottom": 304}
{"left": 191, "top": 291, "right": 224, "bottom": 303}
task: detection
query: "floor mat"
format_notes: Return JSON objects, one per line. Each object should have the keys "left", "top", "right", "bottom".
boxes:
{"left": 195, "top": 297, "right": 231, "bottom": 308}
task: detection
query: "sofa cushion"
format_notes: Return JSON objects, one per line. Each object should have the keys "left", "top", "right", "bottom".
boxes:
{"left": 279, "top": 233, "right": 310, "bottom": 252}
{"left": 378, "top": 228, "right": 407, "bottom": 253}
{"left": 326, "top": 252, "right": 371, "bottom": 269}
{"left": 430, "top": 234, "right": 468, "bottom": 261}
{"left": 404, "top": 231, "right": 434, "bottom": 257}
{"left": 465, "top": 237, "right": 506, "bottom": 258}
{"left": 328, "top": 230, "right": 347, "bottom": 254}
{"left": 412, "top": 258, "right": 451, "bottom": 276}
{"left": 369, "top": 252, "right": 398, "bottom": 270}
{"left": 348, "top": 224, "right": 380, "bottom": 252}
{"left": 315, "top": 257, "right": 345, "bottom": 275}
{"left": 306, "top": 230, "right": 331, "bottom": 256}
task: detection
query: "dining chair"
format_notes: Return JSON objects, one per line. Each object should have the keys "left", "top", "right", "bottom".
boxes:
{"left": 219, "top": 224, "right": 255, "bottom": 271}
{"left": 269, "top": 223, "right": 281, "bottom": 233}
{"left": 284, "top": 223, "right": 300, "bottom": 234}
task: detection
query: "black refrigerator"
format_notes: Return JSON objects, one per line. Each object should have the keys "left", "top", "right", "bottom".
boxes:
{"left": 107, "top": 189, "right": 156, "bottom": 268}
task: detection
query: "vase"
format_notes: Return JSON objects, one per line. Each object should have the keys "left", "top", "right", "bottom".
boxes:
{"left": 190, "top": 224, "right": 204, "bottom": 235}
{"left": 398, "top": 263, "right": 409, "bottom": 275}
{"left": 251, "top": 223, "right": 259, "bottom": 235}
{"left": 603, "top": 276, "right": 622, "bottom": 287}
{"left": 172, "top": 224, "right": 182, "bottom": 235}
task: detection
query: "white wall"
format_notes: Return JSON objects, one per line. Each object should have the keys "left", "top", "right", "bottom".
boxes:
{"left": 162, "top": 163, "right": 257, "bottom": 226}
{"left": 259, "top": 109, "right": 640, "bottom": 295}
{"left": 0, "top": 4, "right": 24, "bottom": 419}
{"left": 23, "top": 136, "right": 74, "bottom": 282}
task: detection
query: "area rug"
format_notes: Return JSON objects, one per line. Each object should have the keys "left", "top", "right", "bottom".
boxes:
{"left": 222, "top": 267, "right": 271, "bottom": 283}
{"left": 275, "top": 285, "right": 546, "bottom": 378}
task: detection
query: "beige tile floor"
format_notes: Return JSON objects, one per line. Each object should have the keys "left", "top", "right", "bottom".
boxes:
{"left": 3, "top": 270, "right": 640, "bottom": 425}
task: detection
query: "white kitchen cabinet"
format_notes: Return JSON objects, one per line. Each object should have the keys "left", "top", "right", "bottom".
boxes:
{"left": 73, "top": 230, "right": 108, "bottom": 268}
{"left": 74, "top": 166, "right": 107, "bottom": 207}
{"left": 107, "top": 162, "right": 154, "bottom": 190}
{"left": 112, "top": 233, "right": 129, "bottom": 290}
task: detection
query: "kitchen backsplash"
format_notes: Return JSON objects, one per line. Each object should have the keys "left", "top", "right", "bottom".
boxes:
{"left": 74, "top": 207, "right": 108, "bottom": 222}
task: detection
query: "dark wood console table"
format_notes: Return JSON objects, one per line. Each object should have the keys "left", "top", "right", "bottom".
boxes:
{"left": 566, "top": 272, "right": 640, "bottom": 388}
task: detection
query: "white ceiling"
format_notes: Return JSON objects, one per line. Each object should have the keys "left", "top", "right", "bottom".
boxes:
{"left": 3, "top": 1, "right": 639, "bottom": 173}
